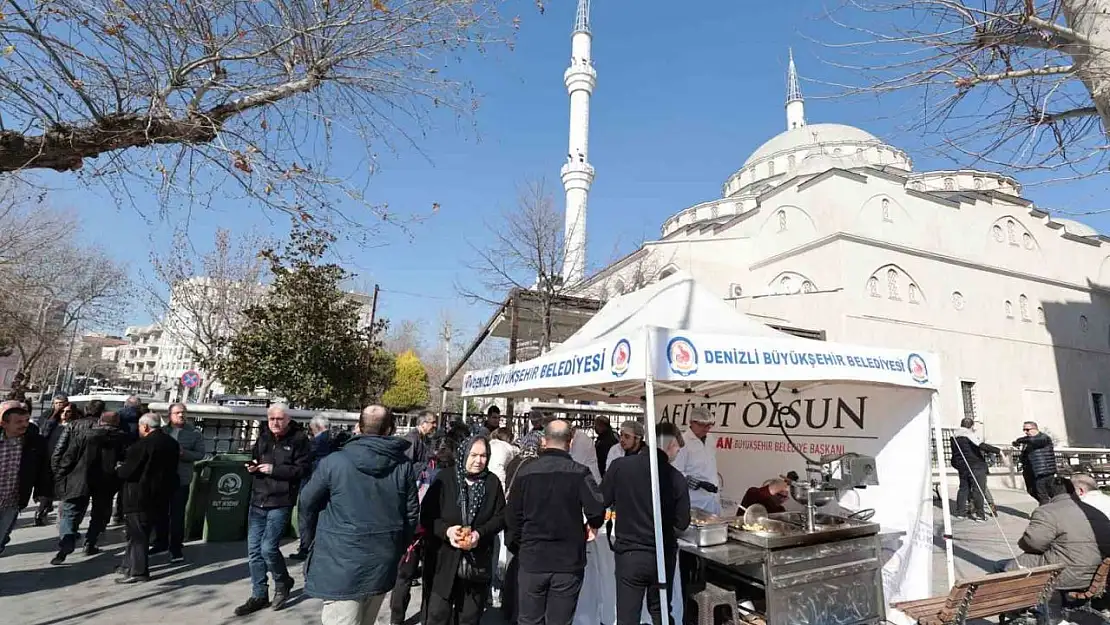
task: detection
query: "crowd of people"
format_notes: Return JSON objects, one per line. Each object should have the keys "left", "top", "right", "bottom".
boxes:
{"left": 0, "top": 394, "right": 204, "bottom": 580}
{"left": 281, "top": 404, "right": 701, "bottom": 625}
{"left": 0, "top": 394, "right": 715, "bottom": 625}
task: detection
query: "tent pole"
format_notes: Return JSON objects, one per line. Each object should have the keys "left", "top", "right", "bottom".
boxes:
{"left": 930, "top": 393, "right": 955, "bottom": 589}
{"left": 642, "top": 328, "right": 669, "bottom": 619}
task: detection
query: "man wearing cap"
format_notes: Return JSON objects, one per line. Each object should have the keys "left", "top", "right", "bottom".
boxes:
{"left": 673, "top": 407, "right": 721, "bottom": 515}
{"left": 605, "top": 421, "right": 645, "bottom": 472}
{"left": 0, "top": 400, "right": 51, "bottom": 556}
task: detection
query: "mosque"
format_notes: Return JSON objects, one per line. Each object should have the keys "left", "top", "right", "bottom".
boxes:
{"left": 557, "top": 24, "right": 1110, "bottom": 446}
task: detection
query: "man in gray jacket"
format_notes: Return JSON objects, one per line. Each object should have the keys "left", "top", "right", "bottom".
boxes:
{"left": 997, "top": 477, "right": 1110, "bottom": 590}
{"left": 151, "top": 403, "right": 206, "bottom": 563}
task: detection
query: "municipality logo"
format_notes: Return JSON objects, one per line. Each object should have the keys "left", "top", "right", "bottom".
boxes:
{"left": 611, "top": 339, "right": 631, "bottom": 377}
{"left": 667, "top": 336, "right": 698, "bottom": 377}
{"left": 216, "top": 472, "right": 243, "bottom": 497}
{"left": 907, "top": 353, "right": 929, "bottom": 384}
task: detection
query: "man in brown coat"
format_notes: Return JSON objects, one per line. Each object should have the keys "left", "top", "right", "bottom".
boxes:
{"left": 997, "top": 477, "right": 1110, "bottom": 590}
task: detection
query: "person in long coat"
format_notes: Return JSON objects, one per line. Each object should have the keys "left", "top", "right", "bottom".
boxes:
{"left": 421, "top": 435, "right": 506, "bottom": 625}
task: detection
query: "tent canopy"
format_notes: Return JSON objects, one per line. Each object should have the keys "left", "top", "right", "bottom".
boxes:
{"left": 462, "top": 271, "right": 941, "bottom": 401}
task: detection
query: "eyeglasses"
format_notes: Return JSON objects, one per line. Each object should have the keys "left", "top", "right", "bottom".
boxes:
{"left": 1022, "top": 428, "right": 1034, "bottom": 432}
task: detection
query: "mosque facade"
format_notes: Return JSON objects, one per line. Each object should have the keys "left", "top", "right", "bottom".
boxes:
{"left": 571, "top": 55, "right": 1110, "bottom": 447}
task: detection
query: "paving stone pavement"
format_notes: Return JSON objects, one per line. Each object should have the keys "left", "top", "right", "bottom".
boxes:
{"left": 0, "top": 488, "right": 1048, "bottom": 625}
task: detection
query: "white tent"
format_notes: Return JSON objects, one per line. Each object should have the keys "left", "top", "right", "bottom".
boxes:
{"left": 463, "top": 272, "right": 953, "bottom": 619}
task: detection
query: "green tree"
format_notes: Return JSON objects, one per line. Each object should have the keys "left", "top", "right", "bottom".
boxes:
{"left": 215, "top": 224, "right": 387, "bottom": 409}
{"left": 381, "top": 350, "right": 430, "bottom": 411}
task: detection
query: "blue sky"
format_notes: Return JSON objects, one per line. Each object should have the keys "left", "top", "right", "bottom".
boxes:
{"left": 39, "top": 0, "right": 1110, "bottom": 342}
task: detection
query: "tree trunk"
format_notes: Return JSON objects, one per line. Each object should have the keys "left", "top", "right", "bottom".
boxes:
{"left": 1061, "top": 0, "right": 1110, "bottom": 134}
{"left": 197, "top": 377, "right": 215, "bottom": 403}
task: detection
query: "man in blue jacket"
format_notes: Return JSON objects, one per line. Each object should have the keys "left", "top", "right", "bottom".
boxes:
{"left": 299, "top": 405, "right": 418, "bottom": 625}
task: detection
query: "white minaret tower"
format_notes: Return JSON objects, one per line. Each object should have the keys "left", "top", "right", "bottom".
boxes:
{"left": 786, "top": 49, "right": 806, "bottom": 131}
{"left": 560, "top": 0, "right": 596, "bottom": 286}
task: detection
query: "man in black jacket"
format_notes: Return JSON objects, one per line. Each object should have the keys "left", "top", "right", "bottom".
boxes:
{"left": 116, "top": 414, "right": 180, "bottom": 583}
{"left": 33, "top": 399, "right": 72, "bottom": 526}
{"left": 49, "top": 400, "right": 102, "bottom": 565}
{"left": 507, "top": 419, "right": 605, "bottom": 625}
{"left": 950, "top": 418, "right": 1000, "bottom": 520}
{"left": 234, "top": 404, "right": 312, "bottom": 617}
{"left": 65, "top": 412, "right": 129, "bottom": 555}
{"left": 1013, "top": 421, "right": 1056, "bottom": 504}
{"left": 593, "top": 417, "right": 619, "bottom": 478}
{"left": 0, "top": 401, "right": 51, "bottom": 556}
{"left": 602, "top": 422, "right": 690, "bottom": 625}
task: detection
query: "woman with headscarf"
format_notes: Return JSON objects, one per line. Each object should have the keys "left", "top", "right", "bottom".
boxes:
{"left": 421, "top": 435, "right": 506, "bottom": 625}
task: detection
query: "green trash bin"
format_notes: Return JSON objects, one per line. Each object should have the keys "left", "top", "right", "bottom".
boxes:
{"left": 199, "top": 453, "right": 255, "bottom": 542}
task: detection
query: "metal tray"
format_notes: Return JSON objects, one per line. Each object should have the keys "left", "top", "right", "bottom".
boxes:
{"left": 727, "top": 512, "right": 879, "bottom": 550}
{"left": 680, "top": 522, "right": 728, "bottom": 547}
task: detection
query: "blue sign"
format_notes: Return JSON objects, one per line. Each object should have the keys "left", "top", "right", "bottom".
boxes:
{"left": 181, "top": 370, "right": 201, "bottom": 389}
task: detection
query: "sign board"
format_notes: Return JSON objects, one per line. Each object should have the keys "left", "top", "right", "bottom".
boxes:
{"left": 181, "top": 370, "right": 201, "bottom": 389}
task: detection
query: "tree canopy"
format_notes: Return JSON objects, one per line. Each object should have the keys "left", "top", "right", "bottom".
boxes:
{"left": 381, "top": 349, "right": 430, "bottom": 411}
{"left": 214, "top": 223, "right": 388, "bottom": 409}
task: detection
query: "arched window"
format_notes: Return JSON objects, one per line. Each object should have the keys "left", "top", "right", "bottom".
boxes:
{"left": 887, "top": 269, "right": 899, "bottom": 300}
{"left": 768, "top": 160, "right": 775, "bottom": 176}
{"left": 867, "top": 277, "right": 879, "bottom": 297}
{"left": 659, "top": 266, "right": 677, "bottom": 280}
{"left": 943, "top": 177, "right": 955, "bottom": 191}
{"left": 777, "top": 210, "right": 787, "bottom": 232}
{"left": 973, "top": 178, "right": 983, "bottom": 190}
{"left": 612, "top": 280, "right": 626, "bottom": 297}
{"left": 909, "top": 284, "right": 920, "bottom": 304}
{"left": 833, "top": 147, "right": 842, "bottom": 156}
{"left": 1037, "top": 307, "right": 1045, "bottom": 324}
{"left": 1007, "top": 220, "right": 1017, "bottom": 244}
{"left": 881, "top": 198, "right": 892, "bottom": 223}
{"left": 1023, "top": 233, "right": 1034, "bottom": 250}
{"left": 788, "top": 154, "right": 796, "bottom": 170}
{"left": 1005, "top": 301, "right": 1014, "bottom": 318}
{"left": 1019, "top": 295, "right": 1030, "bottom": 321}
{"left": 802, "top": 281, "right": 816, "bottom": 294}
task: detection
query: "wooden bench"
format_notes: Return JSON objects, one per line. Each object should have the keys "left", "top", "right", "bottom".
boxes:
{"left": 892, "top": 564, "right": 1064, "bottom": 625}
{"left": 1061, "top": 556, "right": 1110, "bottom": 620}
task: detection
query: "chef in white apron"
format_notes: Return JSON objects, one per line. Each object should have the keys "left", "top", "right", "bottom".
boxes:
{"left": 674, "top": 407, "right": 721, "bottom": 516}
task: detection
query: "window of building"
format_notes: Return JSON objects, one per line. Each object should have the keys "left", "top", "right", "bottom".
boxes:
{"left": 1007, "top": 220, "right": 1017, "bottom": 245}
{"left": 881, "top": 198, "right": 892, "bottom": 223}
{"left": 768, "top": 160, "right": 775, "bottom": 176}
{"left": 788, "top": 154, "right": 796, "bottom": 170}
{"left": 833, "top": 147, "right": 842, "bottom": 156}
{"left": 1091, "top": 392, "right": 1107, "bottom": 429}
{"left": 960, "top": 381, "right": 978, "bottom": 421}
{"left": 973, "top": 177, "right": 983, "bottom": 190}
{"left": 887, "top": 269, "right": 899, "bottom": 300}
{"left": 943, "top": 177, "right": 955, "bottom": 191}
{"left": 777, "top": 210, "right": 787, "bottom": 232}
{"left": 867, "top": 277, "right": 879, "bottom": 297}
{"left": 1037, "top": 306, "right": 1045, "bottom": 324}
{"left": 908, "top": 283, "right": 920, "bottom": 304}
{"left": 1005, "top": 300, "right": 1013, "bottom": 318}
{"left": 1081, "top": 315, "right": 1089, "bottom": 332}
{"left": 1019, "top": 295, "right": 1030, "bottom": 321}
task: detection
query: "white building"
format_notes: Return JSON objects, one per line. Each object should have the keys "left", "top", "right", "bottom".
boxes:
{"left": 572, "top": 57, "right": 1110, "bottom": 447}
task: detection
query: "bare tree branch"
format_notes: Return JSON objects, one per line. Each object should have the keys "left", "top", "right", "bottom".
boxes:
{"left": 820, "top": 0, "right": 1110, "bottom": 183}
{"left": 0, "top": 0, "right": 516, "bottom": 227}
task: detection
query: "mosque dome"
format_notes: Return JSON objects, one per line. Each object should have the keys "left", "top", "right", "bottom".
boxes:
{"left": 743, "top": 123, "right": 882, "bottom": 167}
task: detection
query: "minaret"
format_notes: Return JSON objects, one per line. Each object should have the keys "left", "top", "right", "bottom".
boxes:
{"left": 786, "top": 49, "right": 806, "bottom": 131}
{"left": 560, "top": 0, "right": 596, "bottom": 286}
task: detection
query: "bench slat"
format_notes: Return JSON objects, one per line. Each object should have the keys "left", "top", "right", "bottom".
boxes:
{"left": 892, "top": 564, "right": 1064, "bottom": 624}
